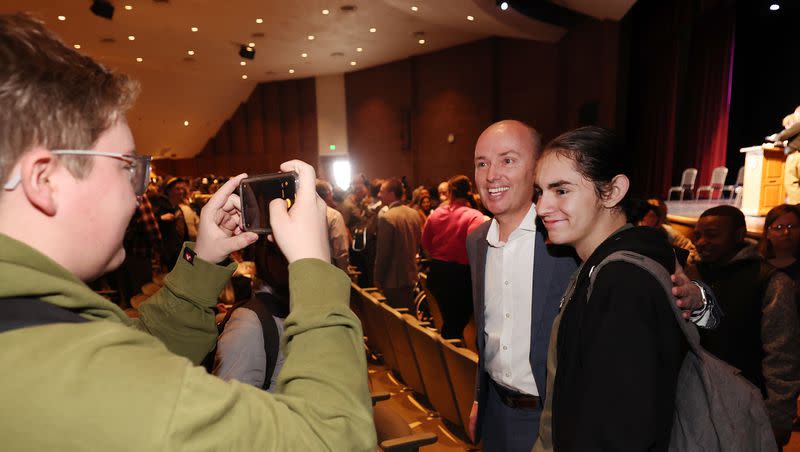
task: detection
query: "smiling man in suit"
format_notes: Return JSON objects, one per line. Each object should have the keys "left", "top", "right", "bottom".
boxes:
{"left": 466, "top": 120, "right": 714, "bottom": 451}
{"left": 466, "top": 120, "right": 575, "bottom": 451}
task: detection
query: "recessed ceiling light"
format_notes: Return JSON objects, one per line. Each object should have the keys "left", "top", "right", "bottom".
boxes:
{"left": 308, "top": 35, "right": 315, "bottom": 40}
{"left": 499, "top": 1, "right": 509, "bottom": 11}
{"left": 191, "top": 26, "right": 198, "bottom": 32}
{"left": 242, "top": 75, "right": 248, "bottom": 80}
{"left": 418, "top": 39, "right": 426, "bottom": 44}
{"left": 356, "top": 47, "right": 363, "bottom": 52}
{"left": 289, "top": 69, "right": 295, "bottom": 73}
{"left": 770, "top": 3, "right": 780, "bottom": 10}
{"left": 124, "top": 5, "right": 132, "bottom": 10}
{"left": 248, "top": 42, "right": 256, "bottom": 47}
{"left": 467, "top": 15, "right": 475, "bottom": 21}
{"left": 256, "top": 18, "right": 263, "bottom": 24}
{"left": 350, "top": 61, "right": 357, "bottom": 66}
{"left": 128, "top": 35, "right": 135, "bottom": 41}
{"left": 57, "top": 15, "right": 66, "bottom": 21}
{"left": 369, "top": 27, "right": 376, "bottom": 33}
{"left": 411, "top": 6, "right": 418, "bottom": 11}
{"left": 322, "top": 9, "right": 330, "bottom": 15}
{"left": 184, "top": 120, "right": 190, "bottom": 126}
{"left": 240, "top": 61, "right": 246, "bottom": 66}
{"left": 301, "top": 52, "right": 308, "bottom": 58}
{"left": 73, "top": 44, "right": 81, "bottom": 49}
{"left": 136, "top": 57, "right": 143, "bottom": 62}
{"left": 187, "top": 50, "right": 195, "bottom": 56}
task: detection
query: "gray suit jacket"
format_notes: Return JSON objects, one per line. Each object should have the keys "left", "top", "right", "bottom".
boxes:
{"left": 466, "top": 219, "right": 577, "bottom": 441}
{"left": 374, "top": 202, "right": 423, "bottom": 289}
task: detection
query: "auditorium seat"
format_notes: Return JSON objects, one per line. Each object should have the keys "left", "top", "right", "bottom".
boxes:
{"left": 377, "top": 302, "right": 427, "bottom": 397}
{"left": 417, "top": 273, "right": 444, "bottom": 331}
{"left": 667, "top": 168, "right": 698, "bottom": 200}
{"left": 361, "top": 288, "right": 400, "bottom": 372}
{"left": 402, "top": 313, "right": 462, "bottom": 427}
{"left": 350, "top": 282, "right": 367, "bottom": 325}
{"left": 462, "top": 318, "right": 478, "bottom": 354}
{"left": 373, "top": 403, "right": 438, "bottom": 452}
{"left": 439, "top": 336, "right": 479, "bottom": 433}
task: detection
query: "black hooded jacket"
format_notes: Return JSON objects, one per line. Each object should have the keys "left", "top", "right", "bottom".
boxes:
{"left": 552, "top": 226, "right": 689, "bottom": 452}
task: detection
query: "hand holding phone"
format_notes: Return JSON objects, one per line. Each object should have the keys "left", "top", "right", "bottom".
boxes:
{"left": 239, "top": 172, "right": 299, "bottom": 234}
{"left": 266, "top": 160, "right": 331, "bottom": 264}
{"left": 194, "top": 173, "right": 259, "bottom": 264}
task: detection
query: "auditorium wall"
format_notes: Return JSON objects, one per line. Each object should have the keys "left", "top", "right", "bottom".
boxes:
{"left": 157, "top": 78, "right": 318, "bottom": 178}
{"left": 157, "top": 21, "right": 620, "bottom": 188}
{"left": 346, "top": 23, "right": 620, "bottom": 187}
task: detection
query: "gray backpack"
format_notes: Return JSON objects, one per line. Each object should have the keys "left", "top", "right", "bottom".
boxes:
{"left": 587, "top": 251, "right": 777, "bottom": 452}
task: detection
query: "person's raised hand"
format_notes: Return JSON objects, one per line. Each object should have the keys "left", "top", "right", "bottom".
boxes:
{"left": 194, "top": 173, "right": 258, "bottom": 263}
{"left": 671, "top": 263, "right": 702, "bottom": 319}
{"left": 268, "top": 160, "right": 330, "bottom": 264}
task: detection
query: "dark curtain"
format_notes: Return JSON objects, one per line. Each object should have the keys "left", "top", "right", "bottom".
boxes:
{"left": 623, "top": 0, "right": 736, "bottom": 198}
{"left": 623, "top": 0, "right": 684, "bottom": 198}
{"left": 678, "top": 2, "right": 736, "bottom": 187}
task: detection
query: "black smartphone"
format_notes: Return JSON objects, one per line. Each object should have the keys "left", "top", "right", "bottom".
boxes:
{"left": 239, "top": 172, "right": 298, "bottom": 234}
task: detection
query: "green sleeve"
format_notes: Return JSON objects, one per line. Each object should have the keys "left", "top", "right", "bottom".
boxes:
{"left": 168, "top": 258, "right": 376, "bottom": 450}
{"left": 133, "top": 242, "right": 235, "bottom": 363}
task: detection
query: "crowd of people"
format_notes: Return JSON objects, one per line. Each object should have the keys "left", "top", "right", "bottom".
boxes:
{"left": 1, "top": 12, "right": 799, "bottom": 452}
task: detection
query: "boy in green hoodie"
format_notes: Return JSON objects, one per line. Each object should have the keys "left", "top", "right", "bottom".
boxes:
{"left": 0, "top": 13, "right": 375, "bottom": 451}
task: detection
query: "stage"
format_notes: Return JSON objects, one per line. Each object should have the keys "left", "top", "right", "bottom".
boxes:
{"left": 665, "top": 199, "right": 765, "bottom": 239}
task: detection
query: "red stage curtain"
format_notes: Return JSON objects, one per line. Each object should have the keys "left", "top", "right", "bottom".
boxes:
{"left": 624, "top": 0, "right": 735, "bottom": 198}
{"left": 679, "top": 2, "right": 736, "bottom": 189}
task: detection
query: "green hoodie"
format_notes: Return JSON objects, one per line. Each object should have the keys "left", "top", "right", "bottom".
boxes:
{"left": 0, "top": 234, "right": 375, "bottom": 451}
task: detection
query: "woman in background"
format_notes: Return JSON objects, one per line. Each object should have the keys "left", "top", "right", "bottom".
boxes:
{"left": 760, "top": 204, "right": 800, "bottom": 281}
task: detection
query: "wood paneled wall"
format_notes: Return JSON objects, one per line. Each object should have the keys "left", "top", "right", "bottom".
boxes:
{"left": 158, "top": 24, "right": 620, "bottom": 187}
{"left": 156, "top": 78, "right": 318, "bottom": 178}
{"left": 346, "top": 26, "right": 620, "bottom": 188}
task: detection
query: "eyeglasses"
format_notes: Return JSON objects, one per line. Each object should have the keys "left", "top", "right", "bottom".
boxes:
{"left": 3, "top": 150, "right": 151, "bottom": 197}
{"left": 768, "top": 223, "right": 798, "bottom": 233}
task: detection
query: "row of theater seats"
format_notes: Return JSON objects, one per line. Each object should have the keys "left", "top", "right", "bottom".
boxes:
{"left": 351, "top": 282, "right": 479, "bottom": 449}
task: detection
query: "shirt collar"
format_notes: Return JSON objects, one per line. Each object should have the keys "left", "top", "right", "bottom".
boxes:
{"left": 486, "top": 203, "right": 537, "bottom": 247}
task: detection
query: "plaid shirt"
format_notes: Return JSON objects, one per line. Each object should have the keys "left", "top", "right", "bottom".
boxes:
{"left": 126, "top": 194, "right": 162, "bottom": 259}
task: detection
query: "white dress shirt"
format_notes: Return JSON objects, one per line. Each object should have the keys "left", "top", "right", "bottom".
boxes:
{"left": 484, "top": 203, "right": 539, "bottom": 396}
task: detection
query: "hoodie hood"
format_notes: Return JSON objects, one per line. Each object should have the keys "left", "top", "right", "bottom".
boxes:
{"left": 0, "top": 233, "right": 131, "bottom": 324}
{"left": 694, "top": 242, "right": 763, "bottom": 273}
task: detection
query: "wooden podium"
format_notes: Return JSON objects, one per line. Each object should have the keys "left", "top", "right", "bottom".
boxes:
{"left": 740, "top": 144, "right": 786, "bottom": 216}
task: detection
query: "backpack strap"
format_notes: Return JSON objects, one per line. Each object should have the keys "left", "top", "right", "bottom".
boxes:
{"left": 0, "top": 297, "right": 89, "bottom": 333}
{"left": 240, "top": 293, "right": 282, "bottom": 390}
{"left": 585, "top": 251, "right": 702, "bottom": 353}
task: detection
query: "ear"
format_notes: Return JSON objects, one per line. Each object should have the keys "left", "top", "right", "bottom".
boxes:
{"left": 19, "top": 148, "right": 61, "bottom": 216}
{"left": 601, "top": 174, "right": 630, "bottom": 208}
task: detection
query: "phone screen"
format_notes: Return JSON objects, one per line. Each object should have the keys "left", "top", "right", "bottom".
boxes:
{"left": 239, "top": 172, "right": 298, "bottom": 234}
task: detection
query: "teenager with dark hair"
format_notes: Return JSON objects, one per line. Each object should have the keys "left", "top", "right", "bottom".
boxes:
{"left": 533, "top": 126, "right": 690, "bottom": 451}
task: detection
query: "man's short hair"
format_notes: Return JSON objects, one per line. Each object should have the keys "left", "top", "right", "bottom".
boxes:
{"left": 699, "top": 205, "right": 746, "bottom": 231}
{"left": 315, "top": 179, "right": 332, "bottom": 199}
{"left": 383, "top": 178, "right": 404, "bottom": 200}
{"left": 447, "top": 175, "right": 473, "bottom": 200}
{"left": 0, "top": 13, "right": 139, "bottom": 186}
{"left": 164, "top": 177, "right": 187, "bottom": 193}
